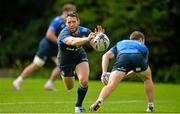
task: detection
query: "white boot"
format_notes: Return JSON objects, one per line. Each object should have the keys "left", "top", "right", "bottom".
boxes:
{"left": 146, "top": 102, "right": 154, "bottom": 112}
{"left": 12, "top": 76, "right": 23, "bottom": 90}
{"left": 44, "top": 80, "right": 57, "bottom": 91}
{"left": 75, "top": 106, "right": 84, "bottom": 113}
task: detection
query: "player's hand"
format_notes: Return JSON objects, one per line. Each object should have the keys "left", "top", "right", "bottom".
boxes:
{"left": 88, "top": 32, "right": 96, "bottom": 41}
{"left": 100, "top": 72, "right": 107, "bottom": 81}
{"left": 94, "top": 25, "right": 104, "bottom": 35}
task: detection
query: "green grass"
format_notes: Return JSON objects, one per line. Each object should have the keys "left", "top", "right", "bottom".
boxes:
{"left": 0, "top": 78, "right": 180, "bottom": 113}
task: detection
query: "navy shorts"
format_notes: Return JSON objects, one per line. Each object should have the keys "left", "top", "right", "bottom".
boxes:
{"left": 59, "top": 50, "right": 88, "bottom": 77}
{"left": 112, "top": 53, "right": 148, "bottom": 73}
{"left": 36, "top": 37, "right": 58, "bottom": 61}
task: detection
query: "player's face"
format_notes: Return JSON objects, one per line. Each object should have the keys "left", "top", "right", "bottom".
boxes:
{"left": 66, "top": 16, "right": 79, "bottom": 34}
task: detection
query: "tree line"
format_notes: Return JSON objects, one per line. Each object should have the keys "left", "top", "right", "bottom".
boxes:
{"left": 0, "top": 0, "right": 180, "bottom": 83}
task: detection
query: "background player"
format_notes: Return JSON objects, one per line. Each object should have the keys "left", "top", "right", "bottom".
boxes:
{"left": 13, "top": 4, "right": 76, "bottom": 91}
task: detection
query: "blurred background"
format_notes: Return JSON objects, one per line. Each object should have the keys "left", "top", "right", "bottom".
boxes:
{"left": 0, "top": 0, "right": 180, "bottom": 83}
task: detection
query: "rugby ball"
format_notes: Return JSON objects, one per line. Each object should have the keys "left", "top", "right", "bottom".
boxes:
{"left": 101, "top": 72, "right": 111, "bottom": 85}
{"left": 91, "top": 33, "right": 110, "bottom": 51}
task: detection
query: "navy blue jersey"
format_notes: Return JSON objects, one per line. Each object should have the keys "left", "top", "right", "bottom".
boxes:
{"left": 57, "top": 26, "right": 91, "bottom": 65}
{"left": 36, "top": 16, "right": 65, "bottom": 60}
{"left": 48, "top": 16, "right": 66, "bottom": 36}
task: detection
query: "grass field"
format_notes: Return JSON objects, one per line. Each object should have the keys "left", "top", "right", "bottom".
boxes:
{"left": 0, "top": 78, "right": 180, "bottom": 113}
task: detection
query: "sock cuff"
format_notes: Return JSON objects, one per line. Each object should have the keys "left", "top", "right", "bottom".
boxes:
{"left": 79, "top": 85, "right": 88, "bottom": 90}
{"left": 48, "top": 80, "right": 53, "bottom": 83}
{"left": 97, "top": 97, "right": 103, "bottom": 104}
{"left": 17, "top": 76, "right": 23, "bottom": 81}
{"left": 148, "top": 102, "right": 154, "bottom": 107}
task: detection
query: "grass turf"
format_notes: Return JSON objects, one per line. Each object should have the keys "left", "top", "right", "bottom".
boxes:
{"left": 0, "top": 78, "right": 180, "bottom": 113}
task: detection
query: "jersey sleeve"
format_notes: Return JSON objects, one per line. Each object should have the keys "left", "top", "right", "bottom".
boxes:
{"left": 80, "top": 27, "right": 91, "bottom": 37}
{"left": 57, "top": 28, "right": 70, "bottom": 44}
{"left": 86, "top": 28, "right": 91, "bottom": 36}
{"left": 110, "top": 45, "right": 118, "bottom": 57}
{"left": 140, "top": 44, "right": 149, "bottom": 54}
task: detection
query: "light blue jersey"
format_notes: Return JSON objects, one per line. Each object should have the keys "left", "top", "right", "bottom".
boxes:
{"left": 110, "top": 40, "right": 148, "bottom": 57}
{"left": 110, "top": 40, "right": 149, "bottom": 73}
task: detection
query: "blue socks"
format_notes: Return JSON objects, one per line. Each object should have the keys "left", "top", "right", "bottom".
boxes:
{"left": 75, "top": 85, "right": 88, "bottom": 107}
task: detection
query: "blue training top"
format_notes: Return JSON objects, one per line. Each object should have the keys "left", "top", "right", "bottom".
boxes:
{"left": 57, "top": 26, "right": 91, "bottom": 64}
{"left": 110, "top": 40, "right": 149, "bottom": 57}
{"left": 35, "top": 16, "right": 66, "bottom": 59}
{"left": 58, "top": 26, "right": 91, "bottom": 45}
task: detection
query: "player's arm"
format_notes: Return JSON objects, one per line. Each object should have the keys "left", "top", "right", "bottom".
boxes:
{"left": 102, "top": 45, "right": 117, "bottom": 73}
{"left": 46, "top": 28, "right": 57, "bottom": 43}
{"left": 65, "top": 32, "right": 95, "bottom": 46}
{"left": 102, "top": 50, "right": 115, "bottom": 73}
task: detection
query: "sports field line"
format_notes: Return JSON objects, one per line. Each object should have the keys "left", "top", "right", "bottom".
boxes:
{"left": 0, "top": 100, "right": 175, "bottom": 105}
{"left": 17, "top": 113, "right": 178, "bottom": 114}
{"left": 49, "top": 113, "right": 178, "bottom": 114}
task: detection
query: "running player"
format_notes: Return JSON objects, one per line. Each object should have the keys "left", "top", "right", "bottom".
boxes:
{"left": 13, "top": 4, "right": 76, "bottom": 91}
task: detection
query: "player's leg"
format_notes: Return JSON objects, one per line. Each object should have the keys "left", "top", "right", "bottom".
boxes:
{"left": 44, "top": 67, "right": 60, "bottom": 91}
{"left": 13, "top": 38, "right": 51, "bottom": 90}
{"left": 61, "top": 76, "right": 75, "bottom": 90}
{"left": 89, "top": 71, "right": 126, "bottom": 111}
{"left": 138, "top": 66, "right": 154, "bottom": 112}
{"left": 13, "top": 55, "right": 45, "bottom": 90}
{"left": 44, "top": 57, "right": 60, "bottom": 91}
{"left": 75, "top": 62, "right": 89, "bottom": 113}
{"left": 124, "top": 70, "right": 137, "bottom": 79}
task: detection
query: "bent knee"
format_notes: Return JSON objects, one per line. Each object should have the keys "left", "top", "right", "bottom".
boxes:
{"left": 79, "top": 79, "right": 88, "bottom": 87}
{"left": 66, "top": 85, "right": 74, "bottom": 90}
{"left": 33, "top": 56, "right": 45, "bottom": 67}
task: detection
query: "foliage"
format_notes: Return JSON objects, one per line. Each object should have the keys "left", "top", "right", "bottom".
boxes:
{"left": 0, "top": 0, "right": 179, "bottom": 82}
{"left": 0, "top": 0, "right": 54, "bottom": 67}
{"left": 155, "top": 64, "right": 180, "bottom": 83}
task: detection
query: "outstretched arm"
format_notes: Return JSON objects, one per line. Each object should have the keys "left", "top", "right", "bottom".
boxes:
{"left": 65, "top": 25, "right": 104, "bottom": 46}
{"left": 65, "top": 32, "right": 96, "bottom": 46}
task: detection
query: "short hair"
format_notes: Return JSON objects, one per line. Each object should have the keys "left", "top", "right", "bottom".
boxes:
{"left": 62, "top": 4, "right": 76, "bottom": 12}
{"left": 129, "top": 31, "right": 145, "bottom": 40}
{"left": 66, "top": 12, "right": 79, "bottom": 20}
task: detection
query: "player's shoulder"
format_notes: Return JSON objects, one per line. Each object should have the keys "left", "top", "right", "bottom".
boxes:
{"left": 78, "top": 26, "right": 91, "bottom": 33}
{"left": 60, "top": 27, "right": 69, "bottom": 33}
{"left": 121, "top": 39, "right": 131, "bottom": 43}
{"left": 116, "top": 39, "right": 127, "bottom": 45}
{"left": 119, "top": 40, "right": 138, "bottom": 44}
{"left": 53, "top": 16, "right": 62, "bottom": 20}
{"left": 52, "top": 16, "right": 64, "bottom": 23}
